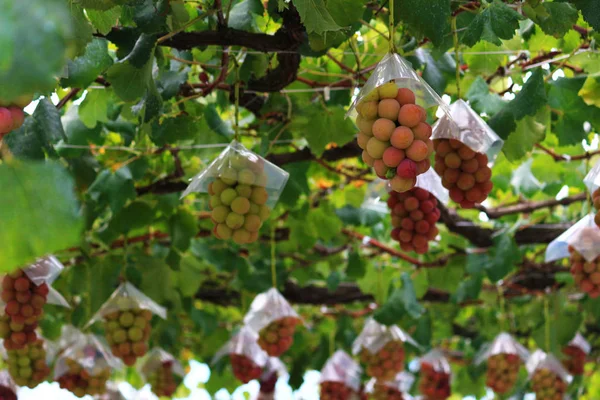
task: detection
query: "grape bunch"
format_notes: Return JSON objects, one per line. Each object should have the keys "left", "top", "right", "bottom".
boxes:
{"left": 360, "top": 340, "right": 405, "bottom": 381}
{"left": 562, "top": 345, "right": 586, "bottom": 375}
{"left": 257, "top": 316, "right": 300, "bottom": 357}
{"left": 230, "top": 354, "right": 263, "bottom": 383}
{"left": 103, "top": 305, "right": 152, "bottom": 366}
{"left": 388, "top": 188, "right": 441, "bottom": 254}
{"left": 419, "top": 362, "right": 451, "bottom": 400}
{"left": 320, "top": 381, "right": 354, "bottom": 400}
{"left": 433, "top": 139, "right": 493, "bottom": 208}
{"left": 355, "top": 83, "right": 433, "bottom": 192}
{"left": 569, "top": 246, "right": 600, "bottom": 298}
{"left": 593, "top": 188, "right": 600, "bottom": 228}
{"left": 147, "top": 361, "right": 181, "bottom": 397}
{"left": 372, "top": 383, "right": 406, "bottom": 400}
{"left": 485, "top": 353, "right": 520, "bottom": 394}
{"left": 57, "top": 358, "right": 111, "bottom": 398}
{"left": 0, "top": 95, "right": 29, "bottom": 139}
{"left": 208, "top": 155, "right": 271, "bottom": 244}
{"left": 531, "top": 368, "right": 567, "bottom": 400}
{"left": 6, "top": 339, "right": 50, "bottom": 388}
{"left": 1, "top": 270, "right": 49, "bottom": 349}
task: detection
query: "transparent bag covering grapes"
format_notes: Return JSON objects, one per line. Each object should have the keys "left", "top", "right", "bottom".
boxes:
{"left": 181, "top": 140, "right": 289, "bottom": 208}
{"left": 365, "top": 371, "right": 415, "bottom": 396}
{"left": 584, "top": 159, "right": 600, "bottom": 193}
{"left": 526, "top": 350, "right": 571, "bottom": 383}
{"left": 568, "top": 333, "right": 591, "bottom": 355}
{"left": 87, "top": 282, "right": 167, "bottom": 325}
{"left": 352, "top": 318, "right": 419, "bottom": 355}
{"left": 212, "top": 326, "right": 269, "bottom": 368}
{"left": 474, "top": 332, "right": 530, "bottom": 365}
{"left": 54, "top": 333, "right": 122, "bottom": 378}
{"left": 545, "top": 214, "right": 600, "bottom": 262}
{"left": 320, "top": 350, "right": 362, "bottom": 392}
{"left": 243, "top": 288, "right": 301, "bottom": 335}
{"left": 432, "top": 99, "right": 504, "bottom": 160}
{"left": 419, "top": 349, "right": 451, "bottom": 375}
{"left": 347, "top": 52, "right": 452, "bottom": 117}
{"left": 141, "top": 348, "right": 185, "bottom": 380}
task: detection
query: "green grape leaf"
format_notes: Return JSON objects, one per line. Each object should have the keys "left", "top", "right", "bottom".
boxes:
{"left": 466, "top": 76, "right": 507, "bottom": 115}
{"left": 462, "top": 0, "right": 523, "bottom": 46}
{"left": 346, "top": 251, "right": 366, "bottom": 279}
{"left": 394, "top": 0, "right": 451, "bottom": 46}
{"left": 79, "top": 89, "right": 110, "bottom": 128}
{"left": 485, "top": 232, "right": 520, "bottom": 282}
{"left": 106, "top": 60, "right": 153, "bottom": 102}
{"left": 294, "top": 0, "right": 342, "bottom": 34}
{"left": 88, "top": 167, "right": 137, "bottom": 213}
{"left": 526, "top": 2, "right": 579, "bottom": 37}
{"left": 229, "top": 0, "right": 264, "bottom": 30}
{"left": 86, "top": 7, "right": 122, "bottom": 35}
{"left": 503, "top": 107, "right": 549, "bottom": 161}
{"left": 569, "top": 0, "right": 600, "bottom": 30}
{"left": 62, "top": 38, "right": 114, "bottom": 88}
{"left": 0, "top": 161, "right": 82, "bottom": 273}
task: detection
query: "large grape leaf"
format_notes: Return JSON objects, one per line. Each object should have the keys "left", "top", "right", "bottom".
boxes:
{"left": 294, "top": 0, "right": 342, "bottom": 34}
{"left": 0, "top": 0, "right": 73, "bottom": 102}
{"left": 393, "top": 0, "right": 451, "bottom": 46}
{"left": 568, "top": 0, "right": 600, "bottom": 30}
{"left": 462, "top": 0, "right": 523, "bottom": 46}
{"left": 524, "top": 2, "right": 579, "bottom": 37}
{"left": 0, "top": 161, "right": 82, "bottom": 272}
{"left": 503, "top": 107, "right": 549, "bottom": 161}
{"left": 62, "top": 38, "right": 114, "bottom": 88}
{"left": 228, "top": 0, "right": 263, "bottom": 31}
{"left": 466, "top": 77, "right": 507, "bottom": 115}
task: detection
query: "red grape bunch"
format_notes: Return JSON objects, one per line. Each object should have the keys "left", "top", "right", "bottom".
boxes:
{"left": 419, "top": 362, "right": 451, "bottom": 400}
{"left": 103, "top": 302, "right": 152, "bottom": 366}
{"left": 0, "top": 95, "right": 30, "bottom": 138}
{"left": 147, "top": 361, "right": 181, "bottom": 397}
{"left": 531, "top": 368, "right": 567, "bottom": 400}
{"left": 388, "top": 187, "right": 441, "bottom": 254}
{"left": 57, "top": 358, "right": 111, "bottom": 398}
{"left": 569, "top": 245, "right": 600, "bottom": 298}
{"left": 257, "top": 316, "right": 300, "bottom": 357}
{"left": 486, "top": 353, "right": 520, "bottom": 394}
{"left": 360, "top": 340, "right": 405, "bottom": 381}
{"left": 209, "top": 154, "right": 271, "bottom": 244}
{"left": 562, "top": 345, "right": 586, "bottom": 376}
{"left": 0, "top": 270, "right": 49, "bottom": 350}
{"left": 433, "top": 139, "right": 493, "bottom": 208}
{"left": 320, "top": 381, "right": 355, "bottom": 400}
{"left": 372, "top": 382, "right": 406, "bottom": 400}
{"left": 355, "top": 82, "right": 433, "bottom": 192}
{"left": 6, "top": 339, "right": 50, "bottom": 388}
{"left": 230, "top": 354, "right": 263, "bottom": 383}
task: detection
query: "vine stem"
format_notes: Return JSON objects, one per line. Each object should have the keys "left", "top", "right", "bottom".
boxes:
{"left": 388, "top": 0, "right": 396, "bottom": 53}
{"left": 544, "top": 295, "right": 551, "bottom": 352}
{"left": 452, "top": 16, "right": 461, "bottom": 99}
{"left": 233, "top": 57, "right": 241, "bottom": 143}
{"left": 497, "top": 285, "right": 506, "bottom": 332}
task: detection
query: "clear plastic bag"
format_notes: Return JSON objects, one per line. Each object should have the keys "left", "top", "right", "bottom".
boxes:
{"left": 365, "top": 371, "right": 415, "bottom": 399}
{"left": 5, "top": 337, "right": 52, "bottom": 388}
{"left": 0, "top": 370, "right": 17, "bottom": 400}
{"left": 213, "top": 327, "right": 269, "bottom": 384}
{"left": 432, "top": 100, "right": 503, "bottom": 160}
{"left": 320, "top": 350, "right": 363, "bottom": 393}
{"left": 362, "top": 178, "right": 391, "bottom": 214}
{"left": 181, "top": 140, "right": 289, "bottom": 208}
{"left": 23, "top": 255, "right": 65, "bottom": 286}
{"left": 584, "top": 160, "right": 600, "bottom": 194}
{"left": 416, "top": 169, "right": 449, "bottom": 206}
{"left": 353, "top": 318, "right": 419, "bottom": 381}
{"left": 527, "top": 350, "right": 571, "bottom": 398}
{"left": 347, "top": 52, "right": 450, "bottom": 116}
{"left": 141, "top": 348, "right": 185, "bottom": 379}
{"left": 243, "top": 288, "right": 301, "bottom": 357}
{"left": 141, "top": 348, "right": 184, "bottom": 397}
{"left": 562, "top": 333, "right": 590, "bottom": 376}
{"left": 474, "top": 332, "right": 529, "bottom": 365}
{"left": 47, "top": 285, "right": 71, "bottom": 308}
{"left": 545, "top": 214, "right": 600, "bottom": 263}
{"left": 418, "top": 349, "right": 451, "bottom": 400}
{"left": 88, "top": 282, "right": 167, "bottom": 325}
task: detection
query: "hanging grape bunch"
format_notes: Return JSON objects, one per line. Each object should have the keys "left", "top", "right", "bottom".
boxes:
{"left": 531, "top": 368, "right": 567, "bottom": 400}
{"left": 230, "top": 354, "right": 263, "bottom": 383}
{"left": 433, "top": 139, "right": 493, "bottom": 208}
{"left": 360, "top": 340, "right": 405, "bottom": 381}
{"left": 388, "top": 187, "right": 440, "bottom": 254}
{"left": 0, "top": 270, "right": 49, "bottom": 349}
{"left": 6, "top": 339, "right": 50, "bottom": 388}
{"left": 485, "top": 353, "right": 520, "bottom": 394}
{"left": 320, "top": 381, "right": 354, "bottom": 400}
{"left": 372, "top": 382, "right": 406, "bottom": 400}
{"left": 355, "top": 83, "right": 433, "bottom": 192}
{"left": 419, "top": 362, "right": 451, "bottom": 400}
{"left": 0, "top": 95, "right": 30, "bottom": 138}
{"left": 208, "top": 153, "right": 271, "bottom": 245}
{"left": 103, "top": 300, "right": 152, "bottom": 366}
{"left": 568, "top": 245, "right": 600, "bottom": 298}
{"left": 592, "top": 188, "right": 600, "bottom": 228}
{"left": 57, "top": 358, "right": 111, "bottom": 398}
{"left": 562, "top": 344, "right": 586, "bottom": 375}
{"left": 147, "top": 360, "right": 181, "bottom": 397}
{"left": 256, "top": 316, "right": 300, "bottom": 357}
